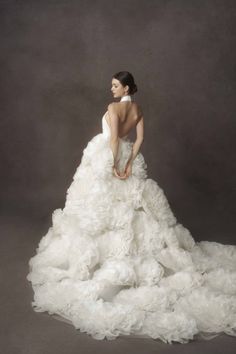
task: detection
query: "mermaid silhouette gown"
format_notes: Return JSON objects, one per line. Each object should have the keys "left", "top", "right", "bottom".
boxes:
{"left": 27, "top": 96, "right": 236, "bottom": 343}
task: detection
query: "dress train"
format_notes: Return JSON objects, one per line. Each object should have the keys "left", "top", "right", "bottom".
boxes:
{"left": 27, "top": 111, "right": 236, "bottom": 343}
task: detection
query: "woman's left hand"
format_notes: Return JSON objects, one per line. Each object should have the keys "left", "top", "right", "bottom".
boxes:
{"left": 113, "top": 166, "right": 127, "bottom": 179}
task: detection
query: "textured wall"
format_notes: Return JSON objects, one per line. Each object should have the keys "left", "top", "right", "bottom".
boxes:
{"left": 1, "top": 0, "right": 235, "bottom": 243}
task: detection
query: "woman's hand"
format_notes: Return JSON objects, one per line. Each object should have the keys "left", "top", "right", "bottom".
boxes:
{"left": 112, "top": 161, "right": 132, "bottom": 180}
{"left": 113, "top": 166, "right": 127, "bottom": 179}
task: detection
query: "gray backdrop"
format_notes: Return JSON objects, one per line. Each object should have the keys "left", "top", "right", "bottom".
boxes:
{"left": 1, "top": 0, "right": 236, "bottom": 244}
{"left": 1, "top": 1, "right": 236, "bottom": 353}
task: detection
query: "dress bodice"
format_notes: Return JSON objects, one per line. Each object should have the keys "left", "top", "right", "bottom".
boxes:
{"left": 102, "top": 112, "right": 128, "bottom": 140}
{"left": 102, "top": 112, "right": 111, "bottom": 138}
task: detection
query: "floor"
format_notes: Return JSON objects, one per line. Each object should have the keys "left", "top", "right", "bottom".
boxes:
{"left": 1, "top": 211, "right": 236, "bottom": 354}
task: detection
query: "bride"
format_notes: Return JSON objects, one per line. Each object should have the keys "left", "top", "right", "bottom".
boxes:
{"left": 27, "top": 71, "right": 236, "bottom": 343}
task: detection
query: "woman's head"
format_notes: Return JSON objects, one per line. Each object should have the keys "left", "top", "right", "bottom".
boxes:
{"left": 111, "top": 71, "right": 138, "bottom": 98}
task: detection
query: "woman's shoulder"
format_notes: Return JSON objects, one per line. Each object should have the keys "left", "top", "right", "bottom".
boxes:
{"left": 107, "top": 101, "right": 143, "bottom": 120}
{"left": 107, "top": 102, "right": 118, "bottom": 109}
{"left": 107, "top": 102, "right": 118, "bottom": 115}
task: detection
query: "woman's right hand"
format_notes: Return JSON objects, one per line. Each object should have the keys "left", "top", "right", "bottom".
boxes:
{"left": 113, "top": 166, "right": 127, "bottom": 179}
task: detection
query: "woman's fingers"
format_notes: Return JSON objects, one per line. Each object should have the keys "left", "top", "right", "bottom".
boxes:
{"left": 114, "top": 168, "right": 122, "bottom": 178}
{"left": 113, "top": 166, "right": 130, "bottom": 180}
{"left": 117, "top": 171, "right": 126, "bottom": 179}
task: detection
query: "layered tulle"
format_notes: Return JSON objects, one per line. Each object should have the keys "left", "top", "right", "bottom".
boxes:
{"left": 27, "top": 113, "right": 236, "bottom": 343}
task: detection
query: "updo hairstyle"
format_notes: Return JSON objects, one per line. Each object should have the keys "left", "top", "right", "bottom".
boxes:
{"left": 113, "top": 71, "right": 138, "bottom": 95}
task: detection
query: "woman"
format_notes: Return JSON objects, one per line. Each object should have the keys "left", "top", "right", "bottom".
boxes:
{"left": 107, "top": 72, "right": 144, "bottom": 180}
{"left": 27, "top": 71, "right": 236, "bottom": 343}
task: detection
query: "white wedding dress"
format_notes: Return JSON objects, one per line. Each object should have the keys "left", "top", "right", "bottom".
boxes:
{"left": 27, "top": 95, "right": 236, "bottom": 343}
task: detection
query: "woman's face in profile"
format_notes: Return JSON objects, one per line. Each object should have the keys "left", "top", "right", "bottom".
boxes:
{"left": 111, "top": 78, "right": 129, "bottom": 98}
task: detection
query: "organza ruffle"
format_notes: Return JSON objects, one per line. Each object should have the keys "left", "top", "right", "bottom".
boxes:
{"left": 27, "top": 118, "right": 236, "bottom": 343}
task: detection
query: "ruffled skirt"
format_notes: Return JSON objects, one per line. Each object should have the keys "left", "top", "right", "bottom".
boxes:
{"left": 27, "top": 133, "right": 236, "bottom": 343}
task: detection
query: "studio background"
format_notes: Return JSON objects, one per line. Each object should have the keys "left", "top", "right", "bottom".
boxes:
{"left": 2, "top": 0, "right": 235, "bottom": 243}
{"left": 1, "top": 1, "right": 236, "bottom": 353}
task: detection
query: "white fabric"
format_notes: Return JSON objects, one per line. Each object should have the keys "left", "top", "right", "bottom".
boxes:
{"left": 27, "top": 112, "right": 236, "bottom": 343}
{"left": 120, "top": 94, "right": 132, "bottom": 102}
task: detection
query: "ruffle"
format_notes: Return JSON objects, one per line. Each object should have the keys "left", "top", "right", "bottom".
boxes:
{"left": 27, "top": 122, "right": 236, "bottom": 343}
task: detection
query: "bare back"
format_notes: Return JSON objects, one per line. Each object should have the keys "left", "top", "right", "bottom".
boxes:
{"left": 105, "top": 101, "right": 143, "bottom": 139}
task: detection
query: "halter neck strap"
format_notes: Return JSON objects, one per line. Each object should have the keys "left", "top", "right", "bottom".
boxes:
{"left": 120, "top": 95, "right": 132, "bottom": 102}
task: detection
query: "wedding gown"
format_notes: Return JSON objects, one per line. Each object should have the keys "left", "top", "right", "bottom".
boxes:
{"left": 27, "top": 95, "right": 236, "bottom": 343}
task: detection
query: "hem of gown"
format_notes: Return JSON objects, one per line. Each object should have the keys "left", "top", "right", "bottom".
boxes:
{"left": 50, "top": 313, "right": 233, "bottom": 342}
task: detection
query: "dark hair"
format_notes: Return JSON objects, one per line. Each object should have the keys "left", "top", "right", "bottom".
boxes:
{"left": 112, "top": 71, "right": 138, "bottom": 95}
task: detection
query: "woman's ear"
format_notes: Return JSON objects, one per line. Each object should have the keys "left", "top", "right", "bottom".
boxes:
{"left": 124, "top": 85, "right": 129, "bottom": 94}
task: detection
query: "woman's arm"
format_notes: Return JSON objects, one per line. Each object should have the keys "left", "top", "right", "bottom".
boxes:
{"left": 123, "top": 115, "right": 144, "bottom": 178}
{"left": 127, "top": 116, "right": 144, "bottom": 164}
{"left": 107, "top": 103, "right": 120, "bottom": 168}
